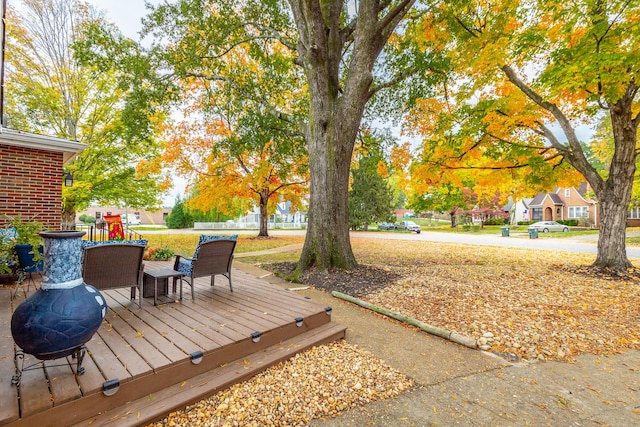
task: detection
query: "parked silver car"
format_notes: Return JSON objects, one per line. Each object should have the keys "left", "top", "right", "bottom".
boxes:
{"left": 394, "top": 220, "right": 421, "bottom": 233}
{"left": 528, "top": 221, "right": 569, "bottom": 233}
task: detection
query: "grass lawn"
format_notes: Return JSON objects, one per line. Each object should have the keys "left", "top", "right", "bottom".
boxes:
{"left": 142, "top": 233, "right": 305, "bottom": 257}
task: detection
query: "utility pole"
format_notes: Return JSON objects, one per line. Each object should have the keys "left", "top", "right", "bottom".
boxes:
{"left": 0, "top": 0, "right": 7, "bottom": 126}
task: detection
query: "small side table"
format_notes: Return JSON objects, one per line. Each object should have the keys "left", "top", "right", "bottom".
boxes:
{"left": 143, "top": 269, "right": 183, "bottom": 306}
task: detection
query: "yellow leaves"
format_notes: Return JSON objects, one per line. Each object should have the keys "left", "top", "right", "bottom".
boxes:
{"left": 376, "top": 161, "right": 389, "bottom": 179}
{"left": 390, "top": 143, "right": 413, "bottom": 173}
{"left": 406, "top": 98, "right": 450, "bottom": 137}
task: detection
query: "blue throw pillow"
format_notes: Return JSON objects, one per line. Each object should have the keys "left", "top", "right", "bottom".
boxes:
{"left": 194, "top": 235, "right": 237, "bottom": 258}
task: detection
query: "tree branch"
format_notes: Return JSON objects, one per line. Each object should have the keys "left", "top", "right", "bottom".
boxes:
{"left": 368, "top": 67, "right": 419, "bottom": 98}
{"left": 268, "top": 180, "right": 308, "bottom": 198}
{"left": 184, "top": 71, "right": 297, "bottom": 127}
{"left": 378, "top": 0, "right": 418, "bottom": 40}
{"left": 500, "top": 64, "right": 603, "bottom": 189}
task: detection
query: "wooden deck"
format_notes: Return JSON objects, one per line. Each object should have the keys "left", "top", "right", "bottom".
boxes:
{"left": 0, "top": 262, "right": 346, "bottom": 426}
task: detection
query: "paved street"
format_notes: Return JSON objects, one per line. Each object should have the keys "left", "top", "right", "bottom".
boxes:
{"left": 348, "top": 229, "right": 640, "bottom": 259}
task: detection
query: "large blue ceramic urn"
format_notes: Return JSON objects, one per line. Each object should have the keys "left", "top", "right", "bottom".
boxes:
{"left": 11, "top": 231, "right": 107, "bottom": 360}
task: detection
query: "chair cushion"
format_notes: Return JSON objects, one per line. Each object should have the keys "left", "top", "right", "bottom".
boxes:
{"left": 193, "top": 235, "right": 237, "bottom": 258}
{"left": 81, "top": 239, "right": 148, "bottom": 249}
{"left": 176, "top": 259, "right": 193, "bottom": 276}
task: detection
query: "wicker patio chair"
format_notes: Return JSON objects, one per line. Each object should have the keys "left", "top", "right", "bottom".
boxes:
{"left": 173, "top": 238, "right": 237, "bottom": 300}
{"left": 81, "top": 243, "right": 146, "bottom": 307}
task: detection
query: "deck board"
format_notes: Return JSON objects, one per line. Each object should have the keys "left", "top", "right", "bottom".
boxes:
{"left": 102, "top": 308, "right": 173, "bottom": 371}
{"left": 16, "top": 353, "right": 51, "bottom": 418}
{"left": 45, "top": 358, "right": 82, "bottom": 406}
{"left": 73, "top": 349, "right": 107, "bottom": 396}
{"left": 0, "top": 261, "right": 346, "bottom": 426}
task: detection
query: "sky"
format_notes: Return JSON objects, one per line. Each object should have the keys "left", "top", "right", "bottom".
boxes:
{"left": 88, "top": 0, "right": 156, "bottom": 39}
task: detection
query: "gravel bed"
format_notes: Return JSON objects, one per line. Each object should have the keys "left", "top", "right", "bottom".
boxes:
{"left": 147, "top": 342, "right": 414, "bottom": 427}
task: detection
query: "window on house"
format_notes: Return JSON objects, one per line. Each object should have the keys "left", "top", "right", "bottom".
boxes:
{"left": 568, "top": 206, "right": 589, "bottom": 218}
{"left": 531, "top": 208, "right": 543, "bottom": 220}
{"left": 565, "top": 189, "right": 570, "bottom": 197}
{"left": 95, "top": 212, "right": 101, "bottom": 219}
{"left": 629, "top": 207, "right": 640, "bottom": 219}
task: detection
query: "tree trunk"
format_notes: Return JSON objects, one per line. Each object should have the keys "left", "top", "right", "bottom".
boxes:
{"left": 289, "top": 1, "right": 414, "bottom": 272}
{"left": 258, "top": 189, "right": 269, "bottom": 237}
{"left": 450, "top": 209, "right": 457, "bottom": 228}
{"left": 297, "top": 121, "right": 358, "bottom": 271}
{"left": 591, "top": 100, "right": 638, "bottom": 271}
{"left": 595, "top": 197, "right": 632, "bottom": 270}
{"left": 61, "top": 200, "right": 76, "bottom": 229}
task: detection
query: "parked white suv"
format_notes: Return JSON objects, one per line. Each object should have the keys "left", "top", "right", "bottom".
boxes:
{"left": 394, "top": 220, "right": 421, "bottom": 233}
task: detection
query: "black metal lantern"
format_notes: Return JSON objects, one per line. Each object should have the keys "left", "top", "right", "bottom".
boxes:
{"left": 63, "top": 170, "right": 74, "bottom": 187}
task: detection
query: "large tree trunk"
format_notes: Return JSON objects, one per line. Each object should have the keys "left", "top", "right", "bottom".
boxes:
{"left": 596, "top": 197, "right": 632, "bottom": 270}
{"left": 298, "top": 120, "right": 358, "bottom": 270}
{"left": 258, "top": 189, "right": 269, "bottom": 237}
{"left": 591, "top": 99, "right": 638, "bottom": 271}
{"left": 289, "top": 0, "right": 415, "bottom": 272}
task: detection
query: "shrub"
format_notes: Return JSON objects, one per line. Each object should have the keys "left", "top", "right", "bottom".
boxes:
{"left": 144, "top": 247, "right": 175, "bottom": 261}
{"left": 79, "top": 214, "right": 96, "bottom": 224}
{"left": 484, "top": 218, "right": 509, "bottom": 225}
{"left": 166, "top": 198, "right": 194, "bottom": 229}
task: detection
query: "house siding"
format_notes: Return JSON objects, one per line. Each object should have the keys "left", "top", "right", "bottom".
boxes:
{"left": 557, "top": 187, "right": 597, "bottom": 227}
{"left": 0, "top": 145, "right": 63, "bottom": 229}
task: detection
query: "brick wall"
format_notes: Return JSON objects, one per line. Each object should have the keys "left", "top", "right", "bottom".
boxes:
{"left": 0, "top": 145, "right": 63, "bottom": 230}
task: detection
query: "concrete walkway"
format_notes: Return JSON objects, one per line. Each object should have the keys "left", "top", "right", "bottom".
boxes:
{"left": 233, "top": 241, "right": 640, "bottom": 426}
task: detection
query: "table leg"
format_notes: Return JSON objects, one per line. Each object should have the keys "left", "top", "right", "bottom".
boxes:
{"left": 154, "top": 277, "right": 158, "bottom": 306}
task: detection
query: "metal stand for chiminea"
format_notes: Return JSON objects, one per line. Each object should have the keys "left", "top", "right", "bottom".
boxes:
{"left": 11, "top": 346, "right": 87, "bottom": 385}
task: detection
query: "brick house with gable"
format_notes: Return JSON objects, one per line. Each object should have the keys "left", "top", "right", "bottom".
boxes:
{"left": 528, "top": 183, "right": 599, "bottom": 227}
{"left": 0, "top": 127, "right": 85, "bottom": 230}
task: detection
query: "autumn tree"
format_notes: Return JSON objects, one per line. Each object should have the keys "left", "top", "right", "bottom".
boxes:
{"left": 140, "top": 0, "right": 309, "bottom": 238}
{"left": 163, "top": 117, "right": 308, "bottom": 237}
{"left": 5, "top": 0, "right": 167, "bottom": 223}
{"left": 408, "top": 0, "right": 639, "bottom": 271}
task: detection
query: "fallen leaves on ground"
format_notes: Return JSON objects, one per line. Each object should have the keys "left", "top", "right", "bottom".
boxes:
{"left": 147, "top": 342, "right": 413, "bottom": 427}
{"left": 270, "top": 239, "right": 640, "bottom": 362}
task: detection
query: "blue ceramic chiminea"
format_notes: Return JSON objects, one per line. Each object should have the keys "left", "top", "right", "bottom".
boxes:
{"left": 11, "top": 231, "right": 107, "bottom": 383}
